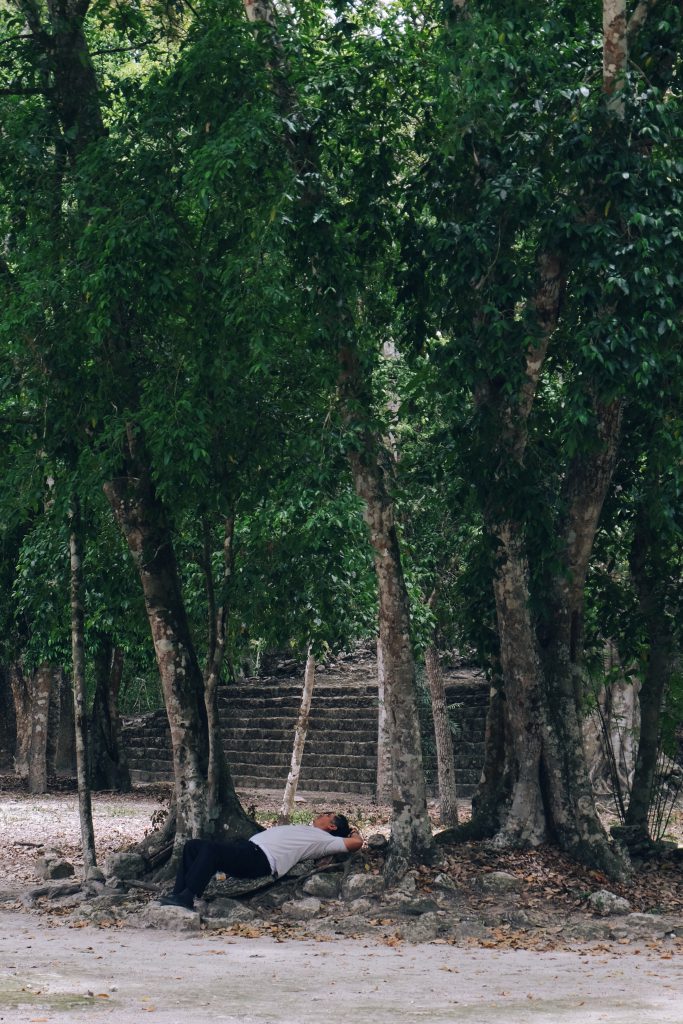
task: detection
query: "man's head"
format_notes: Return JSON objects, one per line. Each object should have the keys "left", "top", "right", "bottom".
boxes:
{"left": 312, "top": 811, "right": 352, "bottom": 838}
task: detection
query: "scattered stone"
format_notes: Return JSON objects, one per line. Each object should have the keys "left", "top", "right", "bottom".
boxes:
{"left": 348, "top": 897, "right": 374, "bottom": 915}
{"left": 104, "top": 851, "right": 146, "bottom": 881}
{"left": 383, "top": 896, "right": 440, "bottom": 918}
{"left": 306, "top": 914, "right": 374, "bottom": 938}
{"left": 281, "top": 896, "right": 322, "bottom": 921}
{"left": 587, "top": 890, "right": 632, "bottom": 916}
{"left": 609, "top": 913, "right": 678, "bottom": 940}
{"left": 302, "top": 873, "right": 341, "bottom": 899}
{"left": 432, "top": 872, "right": 458, "bottom": 892}
{"left": 342, "top": 873, "right": 384, "bottom": 900}
{"left": 202, "top": 898, "right": 257, "bottom": 923}
{"left": 144, "top": 904, "right": 202, "bottom": 931}
{"left": 365, "top": 833, "right": 388, "bottom": 850}
{"left": 253, "top": 889, "right": 292, "bottom": 911}
{"left": 475, "top": 871, "right": 522, "bottom": 893}
{"left": 36, "top": 851, "right": 75, "bottom": 880}
{"left": 396, "top": 912, "right": 444, "bottom": 943}
{"left": 392, "top": 873, "right": 418, "bottom": 895}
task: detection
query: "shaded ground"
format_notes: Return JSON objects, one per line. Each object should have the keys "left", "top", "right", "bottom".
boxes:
{"left": 2, "top": 908, "right": 683, "bottom": 1024}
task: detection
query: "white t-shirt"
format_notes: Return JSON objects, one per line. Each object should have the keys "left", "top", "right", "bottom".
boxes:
{"left": 249, "top": 824, "right": 348, "bottom": 878}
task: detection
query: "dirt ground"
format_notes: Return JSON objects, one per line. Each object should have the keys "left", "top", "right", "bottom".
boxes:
{"left": 2, "top": 783, "right": 683, "bottom": 1023}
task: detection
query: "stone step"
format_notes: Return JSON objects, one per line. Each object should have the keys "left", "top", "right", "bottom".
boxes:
{"left": 220, "top": 692, "right": 379, "bottom": 708}
{"left": 231, "top": 774, "right": 377, "bottom": 796}
{"left": 223, "top": 741, "right": 374, "bottom": 757}
{"left": 227, "top": 761, "right": 376, "bottom": 782}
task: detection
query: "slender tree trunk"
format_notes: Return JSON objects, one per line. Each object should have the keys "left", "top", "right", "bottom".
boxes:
{"left": 69, "top": 497, "right": 97, "bottom": 871}
{"left": 28, "top": 663, "right": 53, "bottom": 795}
{"left": 90, "top": 636, "right": 131, "bottom": 792}
{"left": 203, "top": 515, "right": 237, "bottom": 827}
{"left": 375, "top": 636, "right": 393, "bottom": 804}
{"left": 279, "top": 646, "right": 316, "bottom": 823}
{"left": 424, "top": 645, "right": 458, "bottom": 827}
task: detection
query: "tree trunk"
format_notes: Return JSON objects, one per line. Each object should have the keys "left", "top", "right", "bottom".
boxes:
{"left": 28, "top": 664, "right": 54, "bottom": 795}
{"left": 0, "top": 666, "right": 16, "bottom": 770}
{"left": 90, "top": 636, "right": 131, "bottom": 792}
{"left": 104, "top": 457, "right": 253, "bottom": 843}
{"left": 340, "top": 347, "right": 432, "bottom": 879}
{"left": 624, "top": 513, "right": 676, "bottom": 840}
{"left": 69, "top": 496, "right": 97, "bottom": 871}
{"left": 490, "top": 522, "right": 548, "bottom": 846}
{"left": 279, "top": 646, "right": 316, "bottom": 823}
{"left": 470, "top": 676, "right": 511, "bottom": 835}
{"left": 375, "top": 636, "right": 393, "bottom": 804}
{"left": 424, "top": 645, "right": 458, "bottom": 827}
{"left": 241, "top": 0, "right": 433, "bottom": 878}
{"left": 9, "top": 662, "right": 32, "bottom": 779}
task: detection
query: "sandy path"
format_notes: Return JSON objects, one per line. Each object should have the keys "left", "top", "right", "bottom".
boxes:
{"left": 1, "top": 909, "right": 683, "bottom": 1024}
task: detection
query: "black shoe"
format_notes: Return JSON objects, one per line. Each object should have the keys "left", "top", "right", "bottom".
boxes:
{"left": 159, "top": 892, "right": 194, "bottom": 910}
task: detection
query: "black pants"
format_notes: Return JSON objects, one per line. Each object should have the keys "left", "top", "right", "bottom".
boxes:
{"left": 173, "top": 839, "right": 272, "bottom": 898}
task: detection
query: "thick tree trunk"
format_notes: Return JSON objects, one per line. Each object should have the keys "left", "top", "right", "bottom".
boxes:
{"left": 424, "top": 645, "right": 458, "bottom": 827}
{"left": 28, "top": 664, "right": 54, "bottom": 795}
{"left": 341, "top": 349, "right": 432, "bottom": 879}
{"left": 89, "top": 636, "right": 131, "bottom": 792}
{"left": 104, "top": 467, "right": 209, "bottom": 841}
{"left": 624, "top": 513, "right": 676, "bottom": 840}
{"left": 279, "top": 647, "right": 316, "bottom": 823}
{"left": 470, "top": 676, "right": 511, "bottom": 835}
{"left": 490, "top": 523, "right": 547, "bottom": 846}
{"left": 104, "top": 459, "right": 253, "bottom": 843}
{"left": 69, "top": 497, "right": 97, "bottom": 871}
{"left": 10, "top": 662, "right": 32, "bottom": 779}
{"left": 0, "top": 666, "right": 16, "bottom": 769}
{"left": 375, "top": 636, "right": 393, "bottom": 804}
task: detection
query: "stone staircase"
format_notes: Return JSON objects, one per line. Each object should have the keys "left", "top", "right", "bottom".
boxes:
{"left": 121, "top": 654, "right": 489, "bottom": 799}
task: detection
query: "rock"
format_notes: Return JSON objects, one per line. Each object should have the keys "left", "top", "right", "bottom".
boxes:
{"left": 383, "top": 896, "right": 440, "bottom": 918}
{"left": 432, "top": 873, "right": 458, "bottom": 892}
{"left": 302, "top": 873, "right": 341, "bottom": 899}
{"left": 365, "top": 833, "right": 388, "bottom": 850}
{"left": 392, "top": 873, "right": 418, "bottom": 895}
{"left": 253, "top": 890, "right": 292, "bottom": 911}
{"left": 587, "top": 889, "right": 632, "bottom": 916}
{"left": 342, "top": 873, "right": 384, "bottom": 900}
{"left": 144, "top": 904, "right": 202, "bottom": 931}
{"left": 280, "top": 896, "right": 322, "bottom": 921}
{"left": 104, "top": 852, "right": 147, "bottom": 881}
{"left": 609, "top": 913, "right": 677, "bottom": 940}
{"left": 204, "top": 915, "right": 264, "bottom": 931}
{"left": 475, "top": 871, "right": 522, "bottom": 894}
{"left": 86, "top": 866, "right": 106, "bottom": 883}
{"left": 396, "top": 912, "right": 445, "bottom": 944}
{"left": 306, "top": 914, "right": 374, "bottom": 938}
{"left": 36, "top": 852, "right": 75, "bottom": 881}
{"left": 348, "top": 897, "right": 374, "bottom": 914}
{"left": 202, "top": 898, "right": 256, "bottom": 923}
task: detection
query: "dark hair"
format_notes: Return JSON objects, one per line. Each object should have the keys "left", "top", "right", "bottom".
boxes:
{"left": 331, "top": 813, "right": 351, "bottom": 838}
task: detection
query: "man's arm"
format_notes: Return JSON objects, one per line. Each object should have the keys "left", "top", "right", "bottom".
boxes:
{"left": 343, "top": 828, "right": 363, "bottom": 853}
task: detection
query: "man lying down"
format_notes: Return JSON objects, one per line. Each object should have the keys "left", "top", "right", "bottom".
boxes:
{"left": 159, "top": 811, "right": 364, "bottom": 909}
